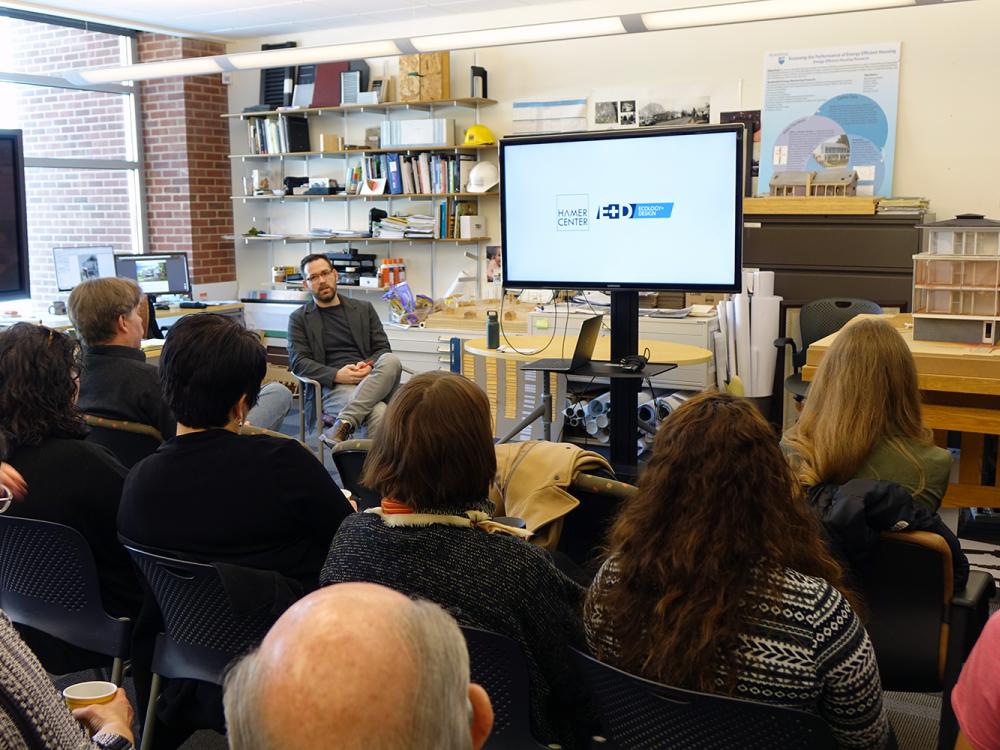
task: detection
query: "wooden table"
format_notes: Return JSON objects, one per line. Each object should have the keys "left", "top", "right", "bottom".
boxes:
{"left": 803, "top": 313, "right": 1000, "bottom": 508}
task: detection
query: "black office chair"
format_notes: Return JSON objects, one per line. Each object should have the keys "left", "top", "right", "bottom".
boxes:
{"left": 857, "top": 530, "right": 995, "bottom": 750}
{"left": 560, "top": 472, "right": 636, "bottom": 577}
{"left": 774, "top": 298, "right": 882, "bottom": 402}
{"left": 83, "top": 414, "right": 163, "bottom": 469}
{"left": 572, "top": 649, "right": 837, "bottom": 750}
{"left": 0, "top": 516, "right": 132, "bottom": 684}
{"left": 125, "top": 547, "right": 286, "bottom": 750}
{"left": 461, "top": 627, "right": 550, "bottom": 750}
{"left": 329, "top": 438, "right": 381, "bottom": 510}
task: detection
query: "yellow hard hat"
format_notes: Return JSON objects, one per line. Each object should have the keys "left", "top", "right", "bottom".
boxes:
{"left": 464, "top": 124, "right": 496, "bottom": 146}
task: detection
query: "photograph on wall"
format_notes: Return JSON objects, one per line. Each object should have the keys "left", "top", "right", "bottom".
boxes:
{"left": 638, "top": 94, "right": 709, "bottom": 128}
{"left": 486, "top": 245, "right": 502, "bottom": 283}
{"left": 759, "top": 43, "right": 900, "bottom": 197}
{"left": 594, "top": 101, "right": 618, "bottom": 126}
{"left": 720, "top": 110, "right": 761, "bottom": 196}
{"left": 619, "top": 100, "right": 636, "bottom": 126}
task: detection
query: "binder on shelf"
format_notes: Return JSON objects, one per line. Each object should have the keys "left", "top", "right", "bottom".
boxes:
{"left": 291, "top": 64, "right": 316, "bottom": 108}
{"left": 284, "top": 115, "right": 311, "bottom": 153}
{"left": 400, "top": 157, "right": 416, "bottom": 194}
{"left": 311, "top": 61, "right": 350, "bottom": 107}
{"left": 387, "top": 154, "right": 402, "bottom": 194}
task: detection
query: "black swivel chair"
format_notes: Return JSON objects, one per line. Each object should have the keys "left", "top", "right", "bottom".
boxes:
{"left": 774, "top": 298, "right": 883, "bottom": 402}
{"left": 0, "top": 516, "right": 132, "bottom": 684}
{"left": 328, "top": 438, "right": 381, "bottom": 510}
{"left": 573, "top": 649, "right": 837, "bottom": 750}
{"left": 857, "top": 530, "right": 996, "bottom": 750}
{"left": 83, "top": 414, "right": 163, "bottom": 469}
{"left": 461, "top": 627, "right": 550, "bottom": 750}
{"left": 125, "top": 547, "right": 288, "bottom": 750}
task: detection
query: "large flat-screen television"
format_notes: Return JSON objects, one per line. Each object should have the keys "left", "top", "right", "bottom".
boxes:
{"left": 114, "top": 253, "right": 191, "bottom": 297}
{"left": 0, "top": 130, "right": 30, "bottom": 300}
{"left": 500, "top": 124, "right": 744, "bottom": 292}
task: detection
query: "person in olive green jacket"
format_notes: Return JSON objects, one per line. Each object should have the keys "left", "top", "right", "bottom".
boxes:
{"left": 782, "top": 317, "right": 952, "bottom": 512}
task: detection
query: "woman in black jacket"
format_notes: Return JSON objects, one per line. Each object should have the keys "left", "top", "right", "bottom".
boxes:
{"left": 0, "top": 323, "right": 141, "bottom": 674}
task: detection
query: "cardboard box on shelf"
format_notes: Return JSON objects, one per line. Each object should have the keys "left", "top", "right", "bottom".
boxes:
{"left": 686, "top": 292, "right": 730, "bottom": 307}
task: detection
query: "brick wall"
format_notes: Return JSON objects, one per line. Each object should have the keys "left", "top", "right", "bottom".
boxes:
{"left": 138, "top": 33, "right": 235, "bottom": 286}
{"left": 6, "top": 19, "right": 134, "bottom": 299}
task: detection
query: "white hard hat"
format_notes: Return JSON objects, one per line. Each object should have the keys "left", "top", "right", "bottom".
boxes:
{"left": 467, "top": 162, "right": 499, "bottom": 193}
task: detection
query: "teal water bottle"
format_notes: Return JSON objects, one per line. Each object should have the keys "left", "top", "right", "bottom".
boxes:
{"left": 486, "top": 310, "right": 499, "bottom": 349}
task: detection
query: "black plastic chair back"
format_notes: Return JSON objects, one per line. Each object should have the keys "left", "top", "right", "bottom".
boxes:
{"left": 856, "top": 536, "right": 946, "bottom": 691}
{"left": 462, "top": 626, "right": 549, "bottom": 750}
{"left": 0, "top": 515, "right": 131, "bottom": 661}
{"left": 329, "top": 440, "right": 381, "bottom": 511}
{"left": 796, "top": 298, "right": 883, "bottom": 370}
{"left": 125, "top": 547, "right": 277, "bottom": 685}
{"left": 560, "top": 472, "right": 633, "bottom": 575}
{"left": 573, "top": 649, "right": 836, "bottom": 750}
{"left": 85, "top": 426, "right": 162, "bottom": 469}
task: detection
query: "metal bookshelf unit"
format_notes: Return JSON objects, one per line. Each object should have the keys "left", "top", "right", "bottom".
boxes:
{"left": 225, "top": 97, "right": 498, "bottom": 299}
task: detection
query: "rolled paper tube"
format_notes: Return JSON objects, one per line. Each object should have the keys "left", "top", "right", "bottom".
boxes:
{"left": 585, "top": 419, "right": 600, "bottom": 435}
{"left": 596, "top": 413, "right": 609, "bottom": 429}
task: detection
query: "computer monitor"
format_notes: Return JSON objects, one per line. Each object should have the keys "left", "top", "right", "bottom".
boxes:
{"left": 499, "top": 124, "right": 744, "bottom": 292}
{"left": 114, "top": 253, "right": 191, "bottom": 297}
{"left": 53, "top": 245, "right": 116, "bottom": 292}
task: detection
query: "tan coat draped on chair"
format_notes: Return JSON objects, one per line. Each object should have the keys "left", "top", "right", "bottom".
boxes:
{"left": 490, "top": 441, "right": 613, "bottom": 550}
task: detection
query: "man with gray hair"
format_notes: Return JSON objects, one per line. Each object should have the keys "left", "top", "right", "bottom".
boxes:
{"left": 223, "top": 582, "right": 494, "bottom": 750}
{"left": 68, "top": 276, "right": 292, "bottom": 440}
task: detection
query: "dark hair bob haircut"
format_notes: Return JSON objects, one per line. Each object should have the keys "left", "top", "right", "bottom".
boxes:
{"left": 361, "top": 371, "right": 496, "bottom": 513}
{"left": 159, "top": 314, "right": 267, "bottom": 429}
{"left": 0, "top": 323, "right": 86, "bottom": 456}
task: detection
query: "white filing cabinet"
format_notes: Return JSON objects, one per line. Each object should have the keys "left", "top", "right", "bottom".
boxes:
{"left": 244, "top": 301, "right": 466, "bottom": 374}
{"left": 526, "top": 311, "right": 717, "bottom": 390}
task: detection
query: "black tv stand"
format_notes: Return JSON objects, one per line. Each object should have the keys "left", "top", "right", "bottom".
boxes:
{"left": 609, "top": 291, "right": 642, "bottom": 481}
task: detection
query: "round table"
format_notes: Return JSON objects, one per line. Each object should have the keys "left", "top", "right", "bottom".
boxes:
{"left": 464, "top": 334, "right": 712, "bottom": 444}
{"left": 464, "top": 335, "right": 712, "bottom": 364}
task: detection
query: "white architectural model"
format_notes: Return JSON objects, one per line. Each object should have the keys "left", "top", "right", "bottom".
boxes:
{"left": 913, "top": 214, "right": 1000, "bottom": 344}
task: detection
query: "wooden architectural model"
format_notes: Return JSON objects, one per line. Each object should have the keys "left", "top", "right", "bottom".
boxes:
{"left": 768, "top": 168, "right": 858, "bottom": 197}
{"left": 913, "top": 214, "right": 1000, "bottom": 344}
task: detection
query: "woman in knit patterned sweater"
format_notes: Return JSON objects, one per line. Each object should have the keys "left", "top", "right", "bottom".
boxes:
{"left": 320, "top": 372, "right": 591, "bottom": 749}
{"left": 585, "top": 391, "right": 893, "bottom": 750}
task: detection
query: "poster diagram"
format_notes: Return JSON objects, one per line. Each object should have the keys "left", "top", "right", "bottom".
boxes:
{"left": 760, "top": 43, "right": 900, "bottom": 197}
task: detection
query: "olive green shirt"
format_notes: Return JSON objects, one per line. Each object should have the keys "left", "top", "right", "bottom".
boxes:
{"left": 852, "top": 437, "right": 953, "bottom": 513}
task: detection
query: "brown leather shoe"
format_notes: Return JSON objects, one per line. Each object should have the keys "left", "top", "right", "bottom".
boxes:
{"left": 321, "top": 419, "right": 355, "bottom": 447}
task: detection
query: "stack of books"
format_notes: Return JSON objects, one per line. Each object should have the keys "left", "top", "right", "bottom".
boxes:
{"left": 876, "top": 197, "right": 929, "bottom": 215}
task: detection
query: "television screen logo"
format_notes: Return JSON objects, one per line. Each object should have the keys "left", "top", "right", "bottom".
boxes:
{"left": 556, "top": 194, "right": 589, "bottom": 231}
{"left": 597, "top": 202, "right": 674, "bottom": 220}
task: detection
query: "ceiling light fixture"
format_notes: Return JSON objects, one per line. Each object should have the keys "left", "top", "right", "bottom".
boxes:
{"left": 642, "top": 0, "right": 915, "bottom": 30}
{"left": 64, "top": 0, "right": 960, "bottom": 85}
{"left": 411, "top": 17, "right": 626, "bottom": 52}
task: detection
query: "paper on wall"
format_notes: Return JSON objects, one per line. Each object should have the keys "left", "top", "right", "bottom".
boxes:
{"left": 512, "top": 98, "right": 588, "bottom": 134}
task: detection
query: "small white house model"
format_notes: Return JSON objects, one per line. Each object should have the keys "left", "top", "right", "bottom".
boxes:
{"left": 912, "top": 214, "right": 1000, "bottom": 344}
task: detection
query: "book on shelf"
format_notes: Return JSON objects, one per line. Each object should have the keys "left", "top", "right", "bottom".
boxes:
{"left": 380, "top": 118, "right": 455, "bottom": 148}
{"left": 417, "top": 153, "right": 432, "bottom": 193}
{"left": 451, "top": 199, "right": 477, "bottom": 239}
{"left": 311, "top": 62, "right": 350, "bottom": 108}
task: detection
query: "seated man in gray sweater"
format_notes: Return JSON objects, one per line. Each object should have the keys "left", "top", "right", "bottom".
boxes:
{"left": 287, "top": 254, "right": 402, "bottom": 444}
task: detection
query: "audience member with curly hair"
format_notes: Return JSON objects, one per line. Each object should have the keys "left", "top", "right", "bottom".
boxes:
{"left": 0, "top": 323, "right": 141, "bottom": 673}
{"left": 585, "top": 391, "right": 892, "bottom": 750}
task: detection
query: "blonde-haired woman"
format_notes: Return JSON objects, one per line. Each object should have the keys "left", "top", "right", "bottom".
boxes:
{"left": 782, "top": 317, "right": 952, "bottom": 511}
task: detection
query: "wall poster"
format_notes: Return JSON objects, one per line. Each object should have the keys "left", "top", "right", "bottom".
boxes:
{"left": 759, "top": 43, "right": 900, "bottom": 197}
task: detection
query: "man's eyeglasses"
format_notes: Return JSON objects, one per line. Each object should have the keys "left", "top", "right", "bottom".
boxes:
{"left": 306, "top": 269, "right": 334, "bottom": 284}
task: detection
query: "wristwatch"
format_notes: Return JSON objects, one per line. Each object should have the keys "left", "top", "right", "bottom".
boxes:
{"left": 92, "top": 731, "right": 133, "bottom": 750}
